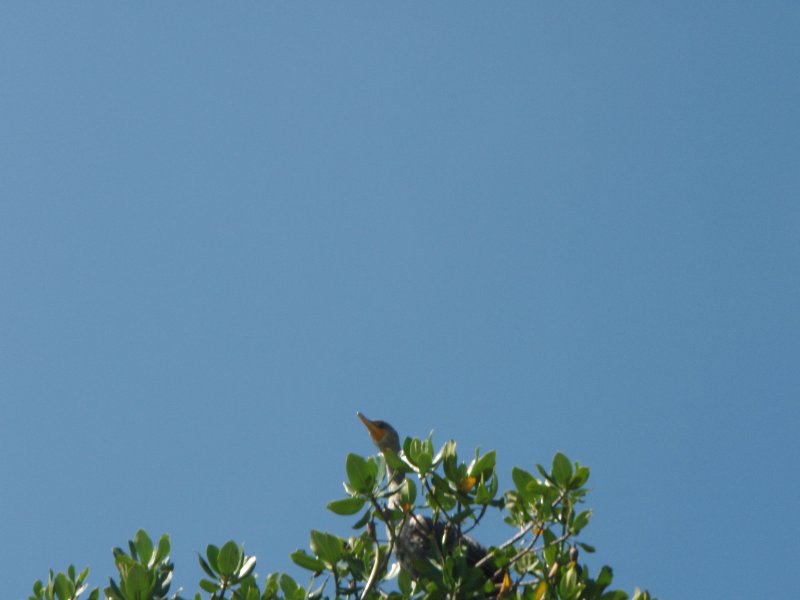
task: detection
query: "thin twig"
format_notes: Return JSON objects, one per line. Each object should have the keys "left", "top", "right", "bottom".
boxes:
{"left": 360, "top": 498, "right": 405, "bottom": 600}
{"left": 461, "top": 504, "right": 487, "bottom": 535}
{"left": 474, "top": 522, "right": 536, "bottom": 569}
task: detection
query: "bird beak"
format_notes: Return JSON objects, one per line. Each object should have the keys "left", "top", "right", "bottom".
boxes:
{"left": 357, "top": 411, "right": 386, "bottom": 443}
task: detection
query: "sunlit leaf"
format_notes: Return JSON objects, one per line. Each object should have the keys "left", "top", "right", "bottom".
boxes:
{"left": 552, "top": 452, "right": 573, "bottom": 487}
{"left": 346, "top": 453, "right": 376, "bottom": 493}
{"left": 291, "top": 549, "right": 326, "bottom": 572}
{"left": 133, "top": 530, "right": 154, "bottom": 566}
{"left": 216, "top": 541, "right": 242, "bottom": 577}
{"left": 327, "top": 497, "right": 367, "bottom": 515}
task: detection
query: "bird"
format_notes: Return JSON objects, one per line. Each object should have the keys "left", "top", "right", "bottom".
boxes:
{"left": 356, "top": 412, "right": 495, "bottom": 582}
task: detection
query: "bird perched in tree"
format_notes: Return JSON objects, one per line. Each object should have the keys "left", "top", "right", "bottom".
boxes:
{"left": 356, "top": 412, "right": 495, "bottom": 581}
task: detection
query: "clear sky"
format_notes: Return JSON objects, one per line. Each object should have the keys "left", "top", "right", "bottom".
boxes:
{"left": 1, "top": 3, "right": 798, "bottom": 599}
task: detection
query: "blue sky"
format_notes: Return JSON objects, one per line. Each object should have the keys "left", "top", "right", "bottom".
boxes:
{"left": 1, "top": 3, "right": 798, "bottom": 599}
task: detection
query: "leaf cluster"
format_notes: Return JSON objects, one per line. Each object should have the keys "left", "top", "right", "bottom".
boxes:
{"left": 30, "top": 440, "right": 656, "bottom": 600}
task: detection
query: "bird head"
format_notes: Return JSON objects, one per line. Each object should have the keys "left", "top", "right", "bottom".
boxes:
{"left": 357, "top": 412, "right": 401, "bottom": 454}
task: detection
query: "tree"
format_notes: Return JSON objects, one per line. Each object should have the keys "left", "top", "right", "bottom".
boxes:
{"left": 29, "top": 433, "right": 656, "bottom": 600}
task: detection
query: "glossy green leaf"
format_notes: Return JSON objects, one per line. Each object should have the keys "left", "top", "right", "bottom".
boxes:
{"left": 309, "top": 530, "right": 343, "bottom": 566}
{"left": 206, "top": 545, "right": 220, "bottom": 572}
{"left": 199, "top": 579, "right": 218, "bottom": 593}
{"left": 597, "top": 566, "right": 614, "bottom": 588}
{"left": 216, "top": 541, "right": 242, "bottom": 577}
{"left": 87, "top": 589, "right": 99, "bottom": 600}
{"left": 512, "top": 467, "right": 536, "bottom": 501}
{"left": 53, "top": 573, "right": 72, "bottom": 600}
{"left": 440, "top": 440, "right": 459, "bottom": 481}
{"left": 133, "top": 530, "right": 154, "bottom": 566}
{"left": 352, "top": 508, "right": 371, "bottom": 529}
{"left": 406, "top": 438, "right": 433, "bottom": 473}
{"left": 558, "top": 565, "right": 579, "bottom": 599}
{"left": 345, "top": 453, "right": 375, "bottom": 493}
{"left": 237, "top": 555, "right": 257, "bottom": 580}
{"left": 474, "top": 479, "right": 491, "bottom": 504}
{"left": 571, "top": 509, "right": 592, "bottom": 534}
{"left": 542, "top": 528, "right": 558, "bottom": 568}
{"left": 397, "top": 569, "right": 413, "bottom": 595}
{"left": 399, "top": 477, "right": 417, "bottom": 506}
{"left": 105, "top": 578, "right": 124, "bottom": 600}
{"left": 572, "top": 465, "right": 590, "bottom": 489}
{"left": 123, "top": 564, "right": 152, "bottom": 600}
{"left": 383, "top": 448, "right": 410, "bottom": 474}
{"left": 468, "top": 450, "right": 496, "bottom": 478}
{"left": 198, "top": 553, "right": 216, "bottom": 579}
{"left": 552, "top": 452, "right": 573, "bottom": 487}
{"left": 154, "top": 535, "right": 170, "bottom": 564}
{"left": 264, "top": 572, "right": 280, "bottom": 596}
{"left": 600, "top": 591, "right": 628, "bottom": 600}
{"left": 536, "top": 463, "right": 553, "bottom": 483}
{"left": 291, "top": 550, "right": 326, "bottom": 572}
{"left": 245, "top": 588, "right": 260, "bottom": 600}
{"left": 279, "top": 574, "right": 299, "bottom": 597}
{"left": 327, "top": 497, "right": 366, "bottom": 515}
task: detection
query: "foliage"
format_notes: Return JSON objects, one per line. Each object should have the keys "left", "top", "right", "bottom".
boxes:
{"left": 30, "top": 437, "right": 655, "bottom": 600}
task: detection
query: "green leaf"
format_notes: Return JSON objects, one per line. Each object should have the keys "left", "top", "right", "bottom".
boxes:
{"left": 105, "top": 578, "right": 124, "bottom": 600}
{"left": 597, "top": 566, "right": 614, "bottom": 588}
{"left": 399, "top": 477, "right": 417, "bottom": 507}
{"left": 123, "top": 564, "right": 152, "bottom": 600}
{"left": 206, "top": 545, "right": 220, "bottom": 572}
{"left": 154, "top": 535, "right": 171, "bottom": 564}
{"left": 309, "top": 530, "right": 343, "bottom": 566}
{"left": 77, "top": 567, "right": 89, "bottom": 586}
{"left": 474, "top": 477, "right": 493, "bottom": 504}
{"left": 345, "top": 453, "right": 376, "bottom": 493}
{"left": 264, "top": 573, "right": 280, "bottom": 597}
{"left": 87, "top": 589, "right": 100, "bottom": 600}
{"left": 578, "top": 542, "right": 596, "bottom": 554}
{"left": 217, "top": 541, "right": 242, "bottom": 577}
{"left": 468, "top": 450, "right": 496, "bottom": 478}
{"left": 53, "top": 573, "right": 72, "bottom": 600}
{"left": 383, "top": 448, "right": 410, "bottom": 474}
{"left": 552, "top": 452, "right": 573, "bottom": 487}
{"left": 352, "top": 508, "right": 371, "bottom": 529}
{"left": 133, "top": 530, "right": 154, "bottom": 566}
{"left": 571, "top": 509, "right": 592, "bottom": 534}
{"left": 512, "top": 467, "right": 536, "bottom": 501}
{"left": 542, "top": 529, "right": 558, "bottom": 568}
{"left": 327, "top": 497, "right": 366, "bottom": 515}
{"left": 279, "top": 574, "right": 299, "bottom": 597}
{"left": 198, "top": 553, "right": 217, "bottom": 579}
{"left": 440, "top": 440, "right": 459, "bottom": 481}
{"left": 237, "top": 555, "right": 257, "bottom": 580}
{"left": 558, "top": 565, "right": 579, "bottom": 599}
{"left": 600, "top": 592, "right": 628, "bottom": 600}
{"left": 397, "top": 569, "right": 413, "bottom": 595}
{"left": 291, "top": 550, "right": 326, "bottom": 572}
{"left": 199, "top": 579, "right": 218, "bottom": 593}
{"left": 571, "top": 465, "right": 590, "bottom": 488}
{"left": 406, "top": 438, "right": 433, "bottom": 473}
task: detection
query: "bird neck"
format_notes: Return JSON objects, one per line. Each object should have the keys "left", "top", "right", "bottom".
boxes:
{"left": 383, "top": 453, "right": 407, "bottom": 512}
